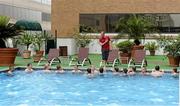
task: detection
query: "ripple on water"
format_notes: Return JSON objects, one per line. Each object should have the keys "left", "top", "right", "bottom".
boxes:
{"left": 6, "top": 84, "right": 12, "bottom": 88}
{"left": 17, "top": 104, "right": 28, "bottom": 106}
{"left": 89, "top": 90, "right": 99, "bottom": 93}
{"left": 0, "top": 71, "right": 178, "bottom": 106}
{"left": 99, "top": 97, "right": 108, "bottom": 100}
{"left": 150, "top": 98, "right": 164, "bottom": 102}
{"left": 67, "top": 92, "right": 81, "bottom": 96}
{"left": 149, "top": 91, "right": 158, "bottom": 96}
{"left": 7, "top": 91, "right": 18, "bottom": 96}
{"left": 106, "top": 103, "right": 122, "bottom": 106}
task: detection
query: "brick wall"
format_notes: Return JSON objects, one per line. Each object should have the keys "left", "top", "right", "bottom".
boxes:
{"left": 52, "top": 0, "right": 180, "bottom": 38}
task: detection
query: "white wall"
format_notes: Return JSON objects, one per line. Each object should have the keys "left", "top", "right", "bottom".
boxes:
{"left": 56, "top": 38, "right": 165, "bottom": 55}
{"left": 57, "top": 38, "right": 77, "bottom": 55}
{"left": 57, "top": 33, "right": 179, "bottom": 55}
{"left": 88, "top": 39, "right": 164, "bottom": 55}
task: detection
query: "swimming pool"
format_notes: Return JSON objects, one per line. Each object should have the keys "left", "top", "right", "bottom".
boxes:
{"left": 0, "top": 70, "right": 179, "bottom": 106}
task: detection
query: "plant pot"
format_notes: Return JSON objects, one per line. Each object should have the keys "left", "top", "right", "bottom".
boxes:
{"left": 22, "top": 50, "right": 31, "bottom": 59}
{"left": 0, "top": 48, "right": 18, "bottom": 66}
{"left": 149, "top": 50, "right": 155, "bottom": 56}
{"left": 33, "top": 51, "right": 44, "bottom": 62}
{"left": 167, "top": 55, "right": 180, "bottom": 67}
{"left": 119, "top": 52, "right": 131, "bottom": 64}
{"left": 36, "top": 50, "right": 44, "bottom": 56}
{"left": 131, "top": 45, "right": 144, "bottom": 57}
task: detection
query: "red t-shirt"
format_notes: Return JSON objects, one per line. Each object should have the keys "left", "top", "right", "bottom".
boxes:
{"left": 99, "top": 36, "right": 110, "bottom": 50}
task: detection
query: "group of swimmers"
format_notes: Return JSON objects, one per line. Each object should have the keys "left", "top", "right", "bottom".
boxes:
{"left": 7, "top": 63, "right": 179, "bottom": 78}
{"left": 112, "top": 65, "right": 179, "bottom": 77}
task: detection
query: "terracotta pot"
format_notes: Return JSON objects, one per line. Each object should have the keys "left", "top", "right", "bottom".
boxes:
{"left": 131, "top": 45, "right": 144, "bottom": 58}
{"left": 33, "top": 51, "right": 44, "bottom": 62}
{"left": 36, "top": 51, "right": 44, "bottom": 56}
{"left": 149, "top": 50, "right": 155, "bottom": 56}
{"left": 0, "top": 48, "right": 18, "bottom": 66}
{"left": 167, "top": 55, "right": 180, "bottom": 67}
{"left": 22, "top": 50, "right": 31, "bottom": 59}
{"left": 119, "top": 52, "right": 131, "bottom": 64}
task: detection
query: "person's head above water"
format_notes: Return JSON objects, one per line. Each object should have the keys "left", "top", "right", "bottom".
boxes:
{"left": 87, "top": 68, "right": 91, "bottom": 74}
{"left": 132, "top": 66, "right": 136, "bottom": 72}
{"left": 99, "top": 67, "right": 104, "bottom": 73}
{"left": 74, "top": 65, "right": 79, "bottom": 70}
{"left": 123, "top": 68, "right": 128, "bottom": 74}
{"left": 114, "top": 67, "right": 119, "bottom": 72}
{"left": 44, "top": 63, "right": 50, "bottom": 70}
{"left": 141, "top": 67, "right": 147, "bottom": 73}
{"left": 56, "top": 65, "right": 62, "bottom": 70}
{"left": 172, "top": 67, "right": 178, "bottom": 73}
{"left": 155, "top": 65, "right": 160, "bottom": 71}
{"left": 27, "top": 63, "right": 32, "bottom": 68}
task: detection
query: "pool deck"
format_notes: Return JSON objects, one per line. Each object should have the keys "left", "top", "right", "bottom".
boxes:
{"left": 0, "top": 54, "right": 179, "bottom": 72}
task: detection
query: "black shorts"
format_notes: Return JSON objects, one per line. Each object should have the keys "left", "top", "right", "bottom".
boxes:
{"left": 102, "top": 50, "right": 109, "bottom": 61}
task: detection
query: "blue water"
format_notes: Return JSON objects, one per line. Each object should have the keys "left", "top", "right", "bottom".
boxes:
{"left": 0, "top": 70, "right": 178, "bottom": 106}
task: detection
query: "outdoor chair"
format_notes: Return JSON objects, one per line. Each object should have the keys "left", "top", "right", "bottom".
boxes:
{"left": 128, "top": 50, "right": 147, "bottom": 68}
{"left": 100, "top": 49, "right": 121, "bottom": 67}
{"left": 69, "top": 48, "right": 91, "bottom": 66}
{"left": 37, "top": 49, "right": 61, "bottom": 66}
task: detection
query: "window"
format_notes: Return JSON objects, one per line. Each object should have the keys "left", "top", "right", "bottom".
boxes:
{"left": 42, "top": 12, "right": 51, "bottom": 22}
{"left": 32, "top": 0, "right": 51, "bottom": 5}
{"left": 80, "top": 14, "right": 180, "bottom": 33}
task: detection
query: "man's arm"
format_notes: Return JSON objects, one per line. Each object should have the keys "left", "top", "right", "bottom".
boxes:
{"left": 99, "top": 38, "right": 109, "bottom": 46}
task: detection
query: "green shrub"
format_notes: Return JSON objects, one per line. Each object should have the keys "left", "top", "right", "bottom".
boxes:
{"left": 145, "top": 42, "right": 159, "bottom": 51}
{"left": 158, "top": 36, "right": 180, "bottom": 57}
{"left": 116, "top": 40, "right": 134, "bottom": 53}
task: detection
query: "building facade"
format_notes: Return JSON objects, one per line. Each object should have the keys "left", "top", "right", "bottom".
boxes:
{"left": 52, "top": 0, "right": 180, "bottom": 55}
{"left": 0, "top": 0, "right": 51, "bottom": 30}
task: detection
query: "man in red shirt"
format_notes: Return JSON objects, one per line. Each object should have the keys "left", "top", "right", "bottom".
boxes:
{"left": 99, "top": 31, "right": 111, "bottom": 65}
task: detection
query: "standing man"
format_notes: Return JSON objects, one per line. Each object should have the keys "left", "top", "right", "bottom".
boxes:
{"left": 99, "top": 31, "right": 111, "bottom": 66}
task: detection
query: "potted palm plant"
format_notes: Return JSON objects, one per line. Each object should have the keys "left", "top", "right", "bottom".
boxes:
{"left": 158, "top": 36, "right": 180, "bottom": 67}
{"left": 0, "top": 16, "right": 23, "bottom": 66}
{"left": 33, "top": 33, "right": 45, "bottom": 62}
{"left": 145, "top": 42, "right": 159, "bottom": 56}
{"left": 116, "top": 40, "right": 134, "bottom": 64}
{"left": 16, "top": 32, "right": 34, "bottom": 58}
{"left": 115, "top": 15, "right": 156, "bottom": 57}
{"left": 73, "top": 28, "right": 92, "bottom": 48}
{"left": 116, "top": 15, "right": 155, "bottom": 44}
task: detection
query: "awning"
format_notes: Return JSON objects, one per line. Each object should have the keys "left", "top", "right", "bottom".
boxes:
{"left": 15, "top": 20, "right": 42, "bottom": 31}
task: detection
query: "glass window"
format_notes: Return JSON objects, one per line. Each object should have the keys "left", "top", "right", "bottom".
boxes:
{"left": 0, "top": 4, "right": 41, "bottom": 22}
{"left": 32, "top": 0, "right": 51, "bottom": 5}
{"left": 42, "top": 12, "right": 51, "bottom": 22}
{"left": 80, "top": 14, "right": 180, "bottom": 33}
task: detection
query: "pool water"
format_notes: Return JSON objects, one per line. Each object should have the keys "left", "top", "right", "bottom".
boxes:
{"left": 0, "top": 70, "right": 179, "bottom": 106}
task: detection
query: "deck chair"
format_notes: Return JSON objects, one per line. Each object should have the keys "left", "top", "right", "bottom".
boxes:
{"left": 128, "top": 50, "right": 147, "bottom": 68}
{"left": 69, "top": 48, "right": 91, "bottom": 66}
{"left": 100, "top": 49, "right": 121, "bottom": 67}
{"left": 37, "top": 49, "right": 61, "bottom": 66}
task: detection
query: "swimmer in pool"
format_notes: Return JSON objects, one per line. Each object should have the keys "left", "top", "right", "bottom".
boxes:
{"left": 151, "top": 65, "right": 164, "bottom": 77}
{"left": 171, "top": 67, "right": 179, "bottom": 78}
{"left": 112, "top": 67, "right": 119, "bottom": 75}
{"left": 43, "top": 63, "right": 51, "bottom": 73}
{"left": 55, "top": 65, "right": 65, "bottom": 74}
{"left": 91, "top": 65, "right": 99, "bottom": 75}
{"left": 122, "top": 68, "right": 128, "bottom": 76}
{"left": 99, "top": 67, "right": 105, "bottom": 76}
{"left": 6, "top": 66, "right": 14, "bottom": 76}
{"left": 72, "top": 65, "right": 82, "bottom": 73}
{"left": 127, "top": 67, "right": 136, "bottom": 76}
{"left": 140, "top": 67, "right": 150, "bottom": 75}
{"left": 25, "top": 63, "right": 33, "bottom": 73}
